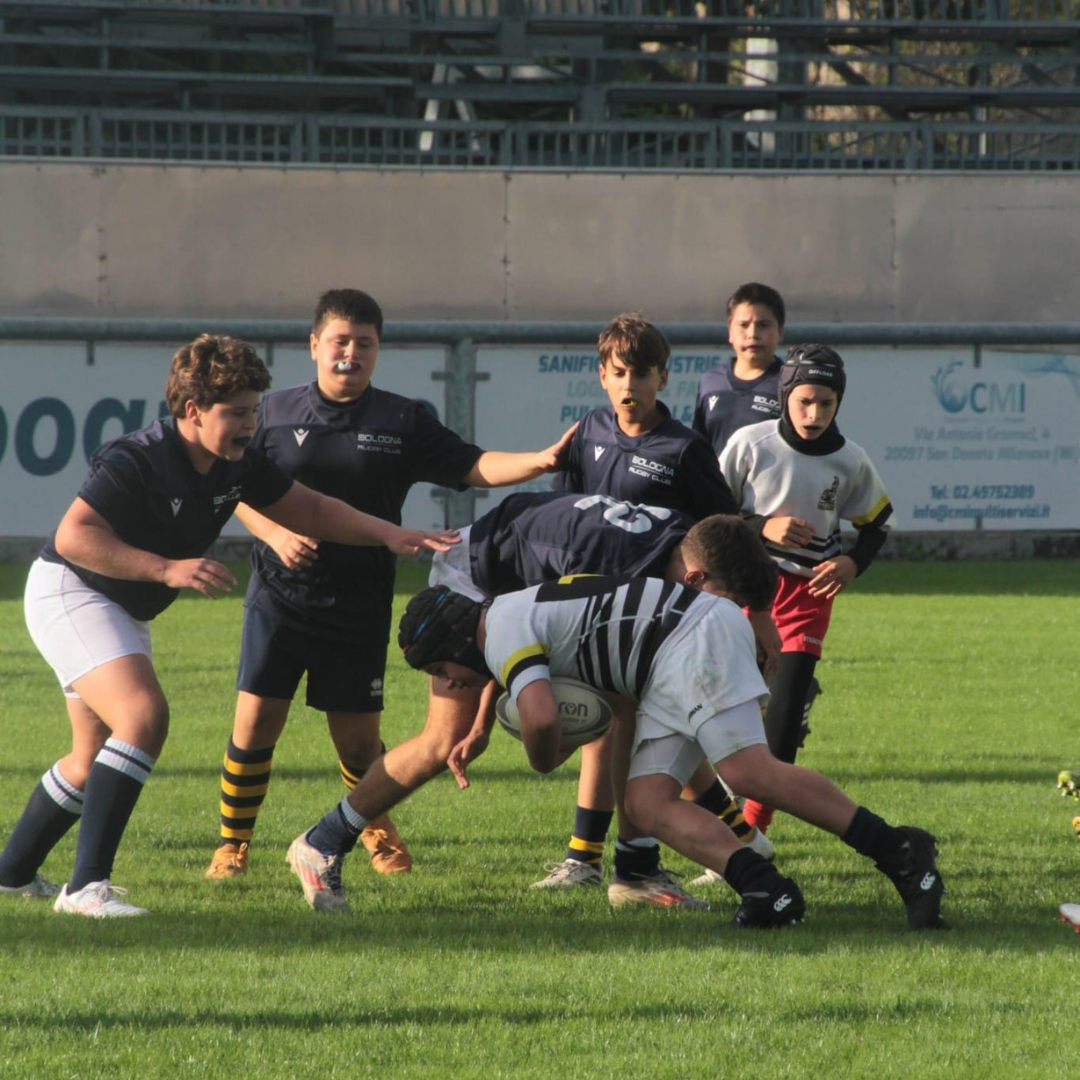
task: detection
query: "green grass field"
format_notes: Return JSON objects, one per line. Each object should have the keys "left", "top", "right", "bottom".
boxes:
{"left": 1, "top": 558, "right": 1078, "bottom": 1079}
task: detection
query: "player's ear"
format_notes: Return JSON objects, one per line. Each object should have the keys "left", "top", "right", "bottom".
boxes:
{"left": 309, "top": 333, "right": 319, "bottom": 362}
{"left": 184, "top": 399, "right": 202, "bottom": 425}
{"left": 657, "top": 367, "right": 669, "bottom": 391}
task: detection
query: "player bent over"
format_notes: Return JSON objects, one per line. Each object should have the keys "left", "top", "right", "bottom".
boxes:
{"left": 0, "top": 336, "right": 456, "bottom": 917}
{"left": 286, "top": 521, "right": 947, "bottom": 930}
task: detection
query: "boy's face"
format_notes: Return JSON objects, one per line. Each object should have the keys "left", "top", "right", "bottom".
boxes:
{"left": 184, "top": 390, "right": 261, "bottom": 465}
{"left": 786, "top": 384, "right": 839, "bottom": 440}
{"left": 311, "top": 317, "right": 380, "bottom": 401}
{"left": 599, "top": 351, "right": 668, "bottom": 429}
{"left": 728, "top": 302, "right": 783, "bottom": 368}
{"left": 424, "top": 661, "right": 489, "bottom": 691}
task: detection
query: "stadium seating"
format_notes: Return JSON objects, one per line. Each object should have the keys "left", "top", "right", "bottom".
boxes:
{"left": 1, "top": 0, "right": 1077, "bottom": 168}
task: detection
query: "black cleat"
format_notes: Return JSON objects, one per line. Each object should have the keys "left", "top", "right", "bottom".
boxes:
{"left": 734, "top": 876, "right": 805, "bottom": 929}
{"left": 876, "top": 826, "right": 947, "bottom": 930}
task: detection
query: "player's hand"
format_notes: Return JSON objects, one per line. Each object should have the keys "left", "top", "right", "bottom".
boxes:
{"left": 271, "top": 530, "right": 319, "bottom": 571}
{"left": 534, "top": 422, "right": 580, "bottom": 473}
{"left": 389, "top": 527, "right": 460, "bottom": 558}
{"left": 761, "top": 515, "right": 815, "bottom": 549}
{"left": 1057, "top": 770, "right": 1079, "bottom": 801}
{"left": 163, "top": 558, "right": 237, "bottom": 599}
{"left": 746, "top": 609, "right": 781, "bottom": 681}
{"left": 447, "top": 729, "right": 491, "bottom": 790}
{"left": 808, "top": 555, "right": 857, "bottom": 599}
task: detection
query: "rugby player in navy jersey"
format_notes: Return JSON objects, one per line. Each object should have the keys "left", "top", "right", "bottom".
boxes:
{"left": 0, "top": 335, "right": 458, "bottom": 917}
{"left": 692, "top": 282, "right": 785, "bottom": 457}
{"left": 544, "top": 312, "right": 779, "bottom": 905}
{"left": 285, "top": 523, "right": 946, "bottom": 932}
{"left": 203, "top": 290, "right": 576, "bottom": 882}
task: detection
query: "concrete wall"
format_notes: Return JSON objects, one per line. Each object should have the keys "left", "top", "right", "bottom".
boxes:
{"left": 2, "top": 162, "right": 1078, "bottom": 323}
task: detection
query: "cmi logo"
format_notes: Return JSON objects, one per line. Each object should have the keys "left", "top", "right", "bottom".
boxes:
{"left": 931, "top": 361, "right": 1026, "bottom": 416}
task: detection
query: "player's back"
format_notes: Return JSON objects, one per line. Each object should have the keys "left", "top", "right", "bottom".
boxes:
{"left": 470, "top": 491, "right": 692, "bottom": 598}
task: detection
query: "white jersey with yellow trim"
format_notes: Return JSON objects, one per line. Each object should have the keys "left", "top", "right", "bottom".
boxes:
{"left": 483, "top": 576, "right": 768, "bottom": 741}
{"left": 719, "top": 419, "right": 894, "bottom": 577}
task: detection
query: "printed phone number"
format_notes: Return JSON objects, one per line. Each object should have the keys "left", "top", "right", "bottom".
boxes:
{"left": 945, "top": 485, "right": 1035, "bottom": 500}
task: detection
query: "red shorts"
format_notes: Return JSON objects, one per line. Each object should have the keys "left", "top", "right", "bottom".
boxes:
{"left": 772, "top": 569, "right": 834, "bottom": 658}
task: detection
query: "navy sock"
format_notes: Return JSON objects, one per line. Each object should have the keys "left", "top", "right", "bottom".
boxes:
{"left": 566, "top": 806, "right": 613, "bottom": 865}
{"left": 69, "top": 739, "right": 155, "bottom": 893}
{"left": 308, "top": 797, "right": 365, "bottom": 857}
{"left": 0, "top": 764, "right": 83, "bottom": 887}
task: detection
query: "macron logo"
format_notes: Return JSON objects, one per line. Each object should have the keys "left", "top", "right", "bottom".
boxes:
{"left": 170, "top": 498, "right": 183, "bottom": 517}
{"left": 594, "top": 446, "right": 606, "bottom": 461}
{"left": 773, "top": 893, "right": 794, "bottom": 913}
{"left": 293, "top": 429, "right": 310, "bottom": 447}
{"left": 708, "top": 394, "right": 719, "bottom": 412}
{"left": 920, "top": 873, "right": 937, "bottom": 891}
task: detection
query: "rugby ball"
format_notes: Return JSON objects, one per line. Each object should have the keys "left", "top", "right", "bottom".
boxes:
{"left": 495, "top": 677, "right": 613, "bottom": 752}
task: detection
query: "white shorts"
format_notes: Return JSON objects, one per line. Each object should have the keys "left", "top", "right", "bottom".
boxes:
{"left": 24, "top": 559, "right": 152, "bottom": 698}
{"left": 634, "top": 599, "right": 769, "bottom": 748}
{"left": 628, "top": 699, "right": 767, "bottom": 786}
{"left": 428, "top": 526, "right": 485, "bottom": 602}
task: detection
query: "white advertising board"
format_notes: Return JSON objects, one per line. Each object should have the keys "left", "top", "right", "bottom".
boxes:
{"left": 0, "top": 342, "right": 448, "bottom": 537}
{"left": 474, "top": 344, "right": 1080, "bottom": 531}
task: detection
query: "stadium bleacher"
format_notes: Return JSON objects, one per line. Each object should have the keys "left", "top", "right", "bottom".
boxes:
{"left": 1, "top": 0, "right": 1078, "bottom": 168}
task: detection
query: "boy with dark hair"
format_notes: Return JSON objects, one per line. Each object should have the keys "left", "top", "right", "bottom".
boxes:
{"left": 0, "top": 335, "right": 457, "bottom": 916}
{"left": 202, "top": 289, "right": 575, "bottom": 882}
{"left": 284, "top": 564, "right": 947, "bottom": 933}
{"left": 720, "top": 344, "right": 894, "bottom": 836}
{"left": 543, "top": 311, "right": 776, "bottom": 905}
{"left": 693, "top": 282, "right": 786, "bottom": 455}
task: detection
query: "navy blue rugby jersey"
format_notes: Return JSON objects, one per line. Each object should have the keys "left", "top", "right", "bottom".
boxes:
{"left": 469, "top": 491, "right": 693, "bottom": 598}
{"left": 245, "top": 381, "right": 483, "bottom": 638}
{"left": 552, "top": 403, "right": 738, "bottom": 520}
{"left": 692, "top": 359, "right": 782, "bottom": 456}
{"left": 39, "top": 418, "right": 292, "bottom": 622}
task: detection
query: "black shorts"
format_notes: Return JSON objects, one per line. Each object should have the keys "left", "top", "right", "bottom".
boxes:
{"left": 236, "top": 605, "right": 389, "bottom": 714}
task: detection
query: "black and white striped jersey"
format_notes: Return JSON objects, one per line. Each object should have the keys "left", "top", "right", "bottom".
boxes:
{"left": 485, "top": 575, "right": 705, "bottom": 702}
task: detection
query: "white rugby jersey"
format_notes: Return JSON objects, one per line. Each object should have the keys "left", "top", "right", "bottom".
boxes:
{"left": 483, "top": 576, "right": 765, "bottom": 724}
{"left": 719, "top": 419, "right": 894, "bottom": 577}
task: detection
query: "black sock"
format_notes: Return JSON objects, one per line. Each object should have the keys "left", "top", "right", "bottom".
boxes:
{"left": 723, "top": 846, "right": 785, "bottom": 895}
{"left": 0, "top": 764, "right": 83, "bottom": 887}
{"left": 68, "top": 739, "right": 155, "bottom": 893}
{"left": 841, "top": 806, "right": 904, "bottom": 862}
{"left": 613, "top": 838, "right": 660, "bottom": 881}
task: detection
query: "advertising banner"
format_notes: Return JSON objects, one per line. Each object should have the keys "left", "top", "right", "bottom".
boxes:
{"left": 0, "top": 342, "right": 448, "bottom": 537}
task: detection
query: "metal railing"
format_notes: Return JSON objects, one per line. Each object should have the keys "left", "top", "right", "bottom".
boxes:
{"left": 4, "top": 108, "right": 1078, "bottom": 170}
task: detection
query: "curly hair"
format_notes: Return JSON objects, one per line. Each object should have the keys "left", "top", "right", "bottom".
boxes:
{"left": 164, "top": 335, "right": 271, "bottom": 418}
{"left": 597, "top": 312, "right": 670, "bottom": 374}
{"left": 681, "top": 514, "right": 778, "bottom": 612}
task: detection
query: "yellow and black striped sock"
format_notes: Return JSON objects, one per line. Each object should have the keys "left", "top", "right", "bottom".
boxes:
{"left": 566, "top": 806, "right": 613, "bottom": 865}
{"left": 694, "top": 778, "right": 754, "bottom": 840}
{"left": 216, "top": 739, "right": 273, "bottom": 847}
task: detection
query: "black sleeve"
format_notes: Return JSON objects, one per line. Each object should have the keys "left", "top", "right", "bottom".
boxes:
{"left": 691, "top": 390, "right": 707, "bottom": 438}
{"left": 846, "top": 524, "right": 889, "bottom": 576}
{"left": 676, "top": 438, "right": 739, "bottom": 518}
{"left": 550, "top": 427, "right": 584, "bottom": 493}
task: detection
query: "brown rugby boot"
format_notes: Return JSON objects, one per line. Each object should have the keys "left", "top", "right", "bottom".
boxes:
{"left": 359, "top": 815, "right": 412, "bottom": 874}
{"left": 204, "top": 841, "right": 249, "bottom": 880}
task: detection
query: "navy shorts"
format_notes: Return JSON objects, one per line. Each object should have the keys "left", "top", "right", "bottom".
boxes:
{"left": 236, "top": 605, "right": 389, "bottom": 714}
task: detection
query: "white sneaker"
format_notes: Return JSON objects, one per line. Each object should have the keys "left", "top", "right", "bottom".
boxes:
{"left": 1060, "top": 902, "right": 1080, "bottom": 932}
{"left": 531, "top": 859, "right": 604, "bottom": 889}
{"left": 690, "top": 827, "right": 775, "bottom": 886}
{"left": 53, "top": 880, "right": 148, "bottom": 918}
{"left": 608, "top": 868, "right": 709, "bottom": 910}
{"left": 0, "top": 873, "right": 61, "bottom": 900}
{"left": 287, "top": 832, "right": 351, "bottom": 913}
